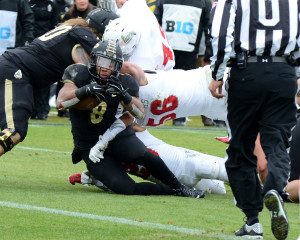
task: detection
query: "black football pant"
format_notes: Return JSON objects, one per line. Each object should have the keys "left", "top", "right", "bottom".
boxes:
{"left": 82, "top": 128, "right": 181, "bottom": 195}
{"left": 225, "top": 61, "right": 297, "bottom": 217}
{"left": 289, "top": 114, "right": 300, "bottom": 182}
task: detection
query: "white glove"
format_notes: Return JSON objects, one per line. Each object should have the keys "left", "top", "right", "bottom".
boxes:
{"left": 99, "top": 0, "right": 118, "bottom": 13}
{"left": 88, "top": 136, "right": 108, "bottom": 163}
{"left": 81, "top": 170, "right": 93, "bottom": 186}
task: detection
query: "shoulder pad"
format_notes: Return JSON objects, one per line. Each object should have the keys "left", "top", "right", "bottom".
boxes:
{"left": 62, "top": 64, "right": 91, "bottom": 87}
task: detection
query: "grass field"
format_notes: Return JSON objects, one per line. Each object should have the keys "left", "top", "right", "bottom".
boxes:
{"left": 0, "top": 114, "right": 299, "bottom": 240}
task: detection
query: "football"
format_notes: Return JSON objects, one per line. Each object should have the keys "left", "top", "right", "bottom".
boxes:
{"left": 74, "top": 96, "right": 100, "bottom": 110}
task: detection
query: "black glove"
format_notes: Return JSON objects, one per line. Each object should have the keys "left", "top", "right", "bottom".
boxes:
{"left": 106, "top": 76, "right": 132, "bottom": 105}
{"left": 75, "top": 82, "right": 107, "bottom": 102}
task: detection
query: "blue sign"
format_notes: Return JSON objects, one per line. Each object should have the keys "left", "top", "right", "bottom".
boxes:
{"left": 166, "top": 21, "right": 193, "bottom": 35}
{"left": 0, "top": 28, "right": 11, "bottom": 39}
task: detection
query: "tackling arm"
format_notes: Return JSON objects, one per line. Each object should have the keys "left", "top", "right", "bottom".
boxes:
{"left": 122, "top": 96, "right": 145, "bottom": 120}
{"left": 120, "top": 62, "right": 148, "bottom": 86}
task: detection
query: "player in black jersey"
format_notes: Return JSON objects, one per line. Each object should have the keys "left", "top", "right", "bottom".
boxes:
{"left": 0, "top": 8, "right": 118, "bottom": 157}
{"left": 57, "top": 40, "right": 205, "bottom": 198}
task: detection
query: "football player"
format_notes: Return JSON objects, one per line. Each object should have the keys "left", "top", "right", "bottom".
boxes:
{"left": 120, "top": 62, "right": 228, "bottom": 126}
{"left": 102, "top": 0, "right": 175, "bottom": 71}
{"left": 69, "top": 122, "right": 228, "bottom": 194}
{"left": 57, "top": 40, "right": 205, "bottom": 198}
{"left": 77, "top": 61, "right": 227, "bottom": 160}
{"left": 0, "top": 8, "right": 118, "bottom": 157}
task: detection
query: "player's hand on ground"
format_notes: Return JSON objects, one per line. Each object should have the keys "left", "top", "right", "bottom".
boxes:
{"left": 208, "top": 79, "right": 224, "bottom": 99}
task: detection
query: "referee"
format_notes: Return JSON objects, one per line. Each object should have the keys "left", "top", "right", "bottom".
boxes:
{"left": 208, "top": 1, "right": 299, "bottom": 239}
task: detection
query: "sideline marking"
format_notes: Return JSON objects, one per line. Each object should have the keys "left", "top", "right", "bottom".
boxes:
{"left": 0, "top": 201, "right": 237, "bottom": 239}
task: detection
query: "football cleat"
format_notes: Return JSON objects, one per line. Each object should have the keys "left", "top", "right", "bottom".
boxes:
{"left": 68, "top": 173, "right": 81, "bottom": 185}
{"left": 235, "top": 222, "right": 263, "bottom": 239}
{"left": 174, "top": 185, "right": 205, "bottom": 198}
{"left": 264, "top": 189, "right": 289, "bottom": 240}
{"left": 215, "top": 136, "right": 229, "bottom": 144}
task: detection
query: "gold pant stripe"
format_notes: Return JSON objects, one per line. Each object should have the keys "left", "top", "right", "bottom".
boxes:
{"left": 5, "top": 79, "right": 14, "bottom": 129}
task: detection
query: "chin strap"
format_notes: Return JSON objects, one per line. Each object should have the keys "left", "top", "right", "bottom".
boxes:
{"left": 0, "top": 128, "right": 16, "bottom": 153}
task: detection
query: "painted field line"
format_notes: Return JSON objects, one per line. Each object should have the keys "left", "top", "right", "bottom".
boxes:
{"left": 0, "top": 201, "right": 237, "bottom": 239}
{"left": 16, "top": 146, "right": 71, "bottom": 154}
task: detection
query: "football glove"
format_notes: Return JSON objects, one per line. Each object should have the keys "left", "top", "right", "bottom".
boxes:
{"left": 89, "top": 136, "right": 109, "bottom": 163}
{"left": 107, "top": 76, "right": 132, "bottom": 105}
{"left": 75, "top": 82, "right": 107, "bottom": 103}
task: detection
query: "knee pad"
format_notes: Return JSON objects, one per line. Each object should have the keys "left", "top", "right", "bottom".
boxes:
{"left": 0, "top": 128, "right": 16, "bottom": 153}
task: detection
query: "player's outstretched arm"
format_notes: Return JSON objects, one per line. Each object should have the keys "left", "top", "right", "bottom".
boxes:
{"left": 120, "top": 62, "right": 148, "bottom": 86}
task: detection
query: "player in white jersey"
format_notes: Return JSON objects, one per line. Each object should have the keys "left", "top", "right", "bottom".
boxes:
{"left": 102, "top": 0, "right": 175, "bottom": 71}
{"left": 138, "top": 65, "right": 227, "bottom": 127}
{"left": 69, "top": 123, "right": 228, "bottom": 194}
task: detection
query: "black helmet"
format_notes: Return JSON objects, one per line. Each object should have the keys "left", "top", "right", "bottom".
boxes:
{"left": 88, "top": 40, "right": 123, "bottom": 84}
{"left": 86, "top": 8, "right": 119, "bottom": 35}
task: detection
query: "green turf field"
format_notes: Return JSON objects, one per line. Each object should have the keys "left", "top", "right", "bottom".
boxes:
{"left": 0, "top": 114, "right": 299, "bottom": 240}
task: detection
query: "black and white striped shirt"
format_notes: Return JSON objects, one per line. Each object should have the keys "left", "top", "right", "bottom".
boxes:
{"left": 210, "top": 0, "right": 300, "bottom": 81}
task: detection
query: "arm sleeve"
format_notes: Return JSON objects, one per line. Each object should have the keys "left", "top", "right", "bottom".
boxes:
{"left": 210, "top": 0, "right": 235, "bottom": 81}
{"left": 20, "top": 0, "right": 35, "bottom": 42}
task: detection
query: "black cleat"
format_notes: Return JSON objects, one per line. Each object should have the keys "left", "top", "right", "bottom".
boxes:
{"left": 264, "top": 189, "right": 289, "bottom": 240}
{"left": 174, "top": 185, "right": 205, "bottom": 198}
{"left": 235, "top": 222, "right": 263, "bottom": 239}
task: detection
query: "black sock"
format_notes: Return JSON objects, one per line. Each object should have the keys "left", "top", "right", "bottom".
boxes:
{"left": 246, "top": 216, "right": 259, "bottom": 225}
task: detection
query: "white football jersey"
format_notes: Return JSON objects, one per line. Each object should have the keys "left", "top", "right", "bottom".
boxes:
{"left": 138, "top": 65, "right": 228, "bottom": 126}
{"left": 135, "top": 129, "right": 228, "bottom": 187}
{"left": 118, "top": 0, "right": 175, "bottom": 71}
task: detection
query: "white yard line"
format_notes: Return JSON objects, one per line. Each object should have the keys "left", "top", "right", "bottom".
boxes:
{"left": 16, "top": 146, "right": 71, "bottom": 154}
{"left": 0, "top": 201, "right": 237, "bottom": 239}
{"left": 11, "top": 147, "right": 236, "bottom": 239}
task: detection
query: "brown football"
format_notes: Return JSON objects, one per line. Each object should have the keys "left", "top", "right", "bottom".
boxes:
{"left": 74, "top": 96, "right": 100, "bottom": 110}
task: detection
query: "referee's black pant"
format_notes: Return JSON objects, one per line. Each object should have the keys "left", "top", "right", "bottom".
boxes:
{"left": 225, "top": 60, "right": 298, "bottom": 217}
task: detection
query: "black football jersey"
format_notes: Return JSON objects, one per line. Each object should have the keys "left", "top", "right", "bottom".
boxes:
{"left": 63, "top": 64, "right": 139, "bottom": 150}
{"left": 2, "top": 25, "right": 99, "bottom": 89}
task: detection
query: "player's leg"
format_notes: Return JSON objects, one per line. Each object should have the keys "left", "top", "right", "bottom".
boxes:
{"left": 112, "top": 129, "right": 182, "bottom": 189}
{"left": 286, "top": 114, "right": 300, "bottom": 202}
{"left": 0, "top": 129, "right": 21, "bottom": 156}
{"left": 82, "top": 149, "right": 174, "bottom": 195}
{"left": 179, "top": 151, "right": 228, "bottom": 185}
{"left": 194, "top": 179, "right": 226, "bottom": 194}
{"left": 259, "top": 65, "right": 297, "bottom": 240}
{"left": 0, "top": 63, "right": 33, "bottom": 157}
{"left": 111, "top": 129, "right": 204, "bottom": 198}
